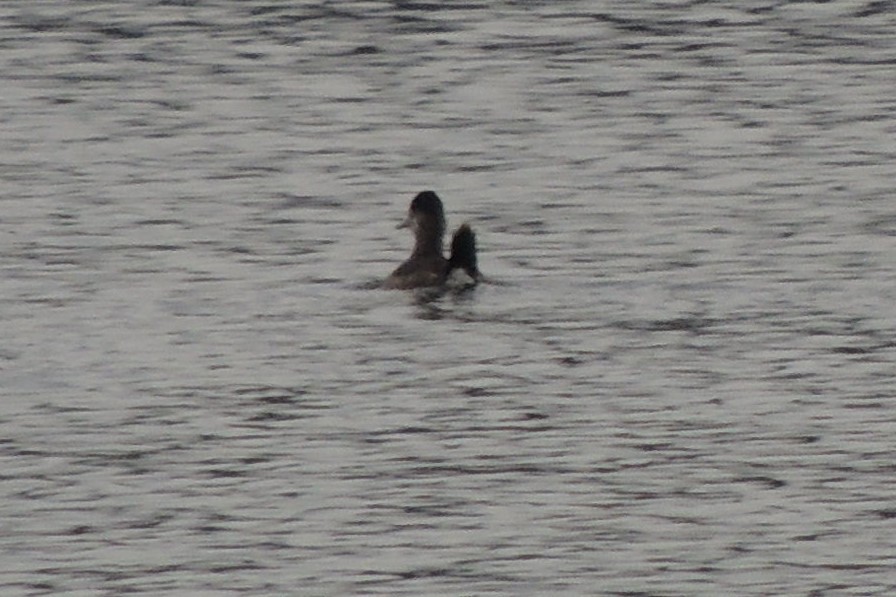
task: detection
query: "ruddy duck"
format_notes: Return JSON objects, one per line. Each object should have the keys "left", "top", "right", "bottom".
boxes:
{"left": 384, "top": 191, "right": 480, "bottom": 290}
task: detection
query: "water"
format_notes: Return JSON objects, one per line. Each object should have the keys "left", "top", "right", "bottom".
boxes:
{"left": 3, "top": 1, "right": 896, "bottom": 595}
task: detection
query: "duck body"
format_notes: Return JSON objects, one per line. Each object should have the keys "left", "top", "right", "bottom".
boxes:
{"left": 384, "top": 191, "right": 480, "bottom": 290}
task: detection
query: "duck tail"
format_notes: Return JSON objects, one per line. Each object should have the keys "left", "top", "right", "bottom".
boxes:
{"left": 447, "top": 223, "right": 480, "bottom": 282}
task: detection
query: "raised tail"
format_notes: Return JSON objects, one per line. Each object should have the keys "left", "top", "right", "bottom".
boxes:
{"left": 447, "top": 223, "right": 480, "bottom": 284}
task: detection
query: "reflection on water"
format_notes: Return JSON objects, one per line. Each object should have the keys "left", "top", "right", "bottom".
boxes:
{"left": 3, "top": 1, "right": 896, "bottom": 595}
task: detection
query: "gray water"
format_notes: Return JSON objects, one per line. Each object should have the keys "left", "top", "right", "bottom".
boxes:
{"left": 3, "top": 1, "right": 896, "bottom": 595}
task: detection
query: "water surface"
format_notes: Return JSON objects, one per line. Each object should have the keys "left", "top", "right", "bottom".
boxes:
{"left": 3, "top": 1, "right": 896, "bottom": 595}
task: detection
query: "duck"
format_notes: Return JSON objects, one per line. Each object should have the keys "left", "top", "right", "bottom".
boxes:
{"left": 383, "top": 191, "right": 480, "bottom": 290}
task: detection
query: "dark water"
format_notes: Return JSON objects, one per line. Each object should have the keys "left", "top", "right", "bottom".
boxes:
{"left": 3, "top": 2, "right": 896, "bottom": 595}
